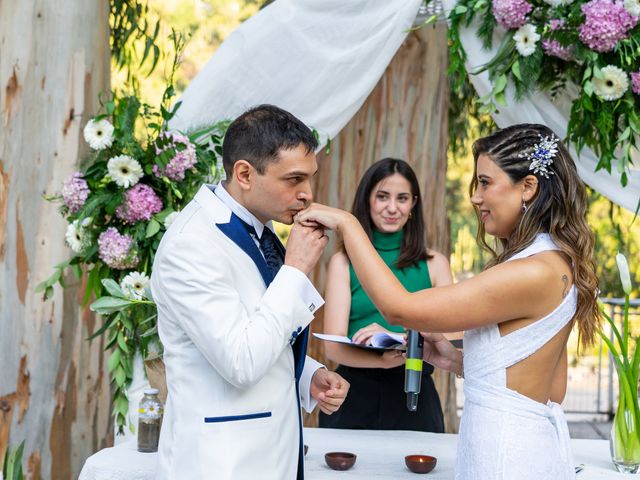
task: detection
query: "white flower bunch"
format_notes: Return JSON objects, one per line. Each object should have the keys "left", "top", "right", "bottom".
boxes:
{"left": 592, "top": 66, "right": 629, "bottom": 101}
{"left": 83, "top": 119, "right": 114, "bottom": 150}
{"left": 624, "top": 0, "right": 640, "bottom": 16}
{"left": 120, "top": 271, "right": 151, "bottom": 300}
{"left": 107, "top": 155, "right": 143, "bottom": 188}
{"left": 65, "top": 218, "right": 91, "bottom": 253}
{"left": 513, "top": 24, "right": 540, "bottom": 57}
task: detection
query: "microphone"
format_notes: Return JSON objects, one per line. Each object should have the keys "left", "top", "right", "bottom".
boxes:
{"left": 404, "top": 329, "right": 423, "bottom": 411}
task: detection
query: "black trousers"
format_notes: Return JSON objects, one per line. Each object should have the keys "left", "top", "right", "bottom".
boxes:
{"left": 319, "top": 364, "right": 445, "bottom": 432}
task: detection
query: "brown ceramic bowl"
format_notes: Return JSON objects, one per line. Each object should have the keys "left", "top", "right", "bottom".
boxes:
{"left": 325, "top": 451, "right": 357, "bottom": 471}
{"left": 405, "top": 455, "right": 437, "bottom": 474}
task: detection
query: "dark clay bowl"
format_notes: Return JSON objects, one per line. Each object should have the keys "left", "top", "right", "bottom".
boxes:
{"left": 325, "top": 451, "right": 357, "bottom": 471}
{"left": 405, "top": 455, "right": 437, "bottom": 474}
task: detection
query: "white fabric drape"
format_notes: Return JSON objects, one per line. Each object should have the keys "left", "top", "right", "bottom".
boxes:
{"left": 442, "top": 0, "right": 640, "bottom": 212}
{"left": 170, "top": 0, "right": 423, "bottom": 147}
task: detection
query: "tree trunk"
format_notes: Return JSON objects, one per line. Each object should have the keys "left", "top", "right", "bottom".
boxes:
{"left": 306, "top": 24, "right": 458, "bottom": 432}
{"left": 0, "top": 1, "right": 111, "bottom": 478}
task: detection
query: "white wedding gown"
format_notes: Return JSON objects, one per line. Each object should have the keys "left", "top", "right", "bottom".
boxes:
{"left": 456, "top": 234, "right": 576, "bottom": 480}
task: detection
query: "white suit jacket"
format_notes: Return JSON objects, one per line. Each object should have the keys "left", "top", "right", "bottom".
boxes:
{"left": 151, "top": 185, "right": 323, "bottom": 479}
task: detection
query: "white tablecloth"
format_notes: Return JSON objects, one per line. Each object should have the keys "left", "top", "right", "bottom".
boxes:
{"left": 79, "top": 427, "right": 625, "bottom": 479}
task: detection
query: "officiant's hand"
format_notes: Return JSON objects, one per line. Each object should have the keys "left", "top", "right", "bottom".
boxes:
{"left": 310, "top": 368, "right": 350, "bottom": 415}
{"left": 351, "top": 323, "right": 403, "bottom": 346}
{"left": 285, "top": 223, "right": 329, "bottom": 275}
{"left": 421, "top": 332, "right": 463, "bottom": 377}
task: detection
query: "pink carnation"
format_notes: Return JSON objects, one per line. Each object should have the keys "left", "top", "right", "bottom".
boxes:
{"left": 631, "top": 72, "right": 640, "bottom": 95}
{"left": 152, "top": 131, "right": 197, "bottom": 182}
{"left": 62, "top": 172, "right": 89, "bottom": 213}
{"left": 578, "top": 0, "right": 638, "bottom": 52}
{"left": 98, "top": 227, "right": 138, "bottom": 270}
{"left": 492, "top": 0, "right": 532, "bottom": 29}
{"left": 115, "top": 183, "right": 163, "bottom": 224}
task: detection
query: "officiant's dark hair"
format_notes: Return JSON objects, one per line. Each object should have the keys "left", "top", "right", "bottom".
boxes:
{"left": 350, "top": 158, "right": 431, "bottom": 269}
{"left": 222, "top": 104, "right": 318, "bottom": 178}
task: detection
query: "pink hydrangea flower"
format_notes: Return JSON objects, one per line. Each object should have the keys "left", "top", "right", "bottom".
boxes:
{"left": 62, "top": 172, "right": 90, "bottom": 213}
{"left": 152, "top": 131, "right": 197, "bottom": 182}
{"left": 542, "top": 19, "right": 574, "bottom": 60}
{"left": 98, "top": 227, "right": 138, "bottom": 270}
{"left": 578, "top": 0, "right": 638, "bottom": 52}
{"left": 631, "top": 72, "right": 640, "bottom": 95}
{"left": 492, "top": 0, "right": 532, "bottom": 29}
{"left": 115, "top": 183, "right": 163, "bottom": 224}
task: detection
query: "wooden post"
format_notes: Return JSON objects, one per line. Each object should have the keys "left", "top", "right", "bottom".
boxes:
{"left": 0, "top": 1, "right": 112, "bottom": 477}
{"left": 306, "top": 23, "right": 458, "bottom": 432}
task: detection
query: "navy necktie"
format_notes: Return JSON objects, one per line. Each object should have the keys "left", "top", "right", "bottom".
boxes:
{"left": 258, "top": 227, "right": 284, "bottom": 278}
{"left": 237, "top": 218, "right": 284, "bottom": 279}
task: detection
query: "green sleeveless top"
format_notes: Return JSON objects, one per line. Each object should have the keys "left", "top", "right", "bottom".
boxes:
{"left": 347, "top": 230, "right": 432, "bottom": 338}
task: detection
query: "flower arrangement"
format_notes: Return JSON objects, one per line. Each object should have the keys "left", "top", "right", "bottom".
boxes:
{"left": 448, "top": 0, "right": 640, "bottom": 185}
{"left": 599, "top": 253, "right": 640, "bottom": 472}
{"left": 38, "top": 82, "right": 228, "bottom": 432}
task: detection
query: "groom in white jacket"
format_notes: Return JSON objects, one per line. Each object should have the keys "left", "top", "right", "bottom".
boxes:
{"left": 151, "top": 105, "right": 349, "bottom": 480}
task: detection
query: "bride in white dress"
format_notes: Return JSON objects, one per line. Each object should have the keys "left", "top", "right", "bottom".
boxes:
{"left": 297, "top": 123, "right": 600, "bottom": 479}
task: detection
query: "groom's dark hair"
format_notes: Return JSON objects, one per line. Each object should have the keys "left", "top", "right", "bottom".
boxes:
{"left": 222, "top": 104, "right": 318, "bottom": 178}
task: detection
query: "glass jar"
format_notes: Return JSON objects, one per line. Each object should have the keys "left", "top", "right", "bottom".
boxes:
{"left": 137, "top": 388, "right": 163, "bottom": 453}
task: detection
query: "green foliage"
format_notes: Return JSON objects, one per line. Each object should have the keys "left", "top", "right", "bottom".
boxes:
{"left": 448, "top": 0, "right": 640, "bottom": 184}
{"left": 2, "top": 441, "right": 25, "bottom": 480}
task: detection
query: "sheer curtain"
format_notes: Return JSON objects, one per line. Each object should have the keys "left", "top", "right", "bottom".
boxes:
{"left": 170, "top": 0, "right": 423, "bottom": 147}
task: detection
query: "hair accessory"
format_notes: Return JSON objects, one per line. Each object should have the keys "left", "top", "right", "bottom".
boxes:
{"left": 520, "top": 134, "right": 558, "bottom": 178}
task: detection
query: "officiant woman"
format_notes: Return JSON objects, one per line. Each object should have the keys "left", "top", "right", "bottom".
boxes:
{"left": 319, "top": 158, "right": 453, "bottom": 431}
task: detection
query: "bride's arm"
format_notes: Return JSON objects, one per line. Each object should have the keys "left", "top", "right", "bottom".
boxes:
{"left": 297, "top": 205, "right": 556, "bottom": 333}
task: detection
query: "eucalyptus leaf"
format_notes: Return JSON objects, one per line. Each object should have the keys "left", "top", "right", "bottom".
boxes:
{"left": 90, "top": 296, "right": 136, "bottom": 314}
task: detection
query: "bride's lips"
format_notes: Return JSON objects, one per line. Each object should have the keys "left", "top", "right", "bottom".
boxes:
{"left": 382, "top": 217, "right": 400, "bottom": 224}
{"left": 479, "top": 210, "right": 490, "bottom": 222}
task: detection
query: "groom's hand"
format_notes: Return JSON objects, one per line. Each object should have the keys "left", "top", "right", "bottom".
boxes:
{"left": 310, "top": 368, "right": 350, "bottom": 415}
{"left": 285, "top": 223, "right": 328, "bottom": 275}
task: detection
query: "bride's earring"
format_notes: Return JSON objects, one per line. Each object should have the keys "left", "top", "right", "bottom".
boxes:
{"left": 522, "top": 199, "right": 528, "bottom": 213}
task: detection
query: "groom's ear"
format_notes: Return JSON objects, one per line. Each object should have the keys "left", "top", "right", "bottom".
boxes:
{"left": 233, "top": 160, "right": 254, "bottom": 191}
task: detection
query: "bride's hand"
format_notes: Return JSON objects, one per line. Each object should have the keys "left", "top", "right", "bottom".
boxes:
{"left": 421, "top": 332, "right": 463, "bottom": 376}
{"left": 295, "top": 203, "right": 352, "bottom": 231}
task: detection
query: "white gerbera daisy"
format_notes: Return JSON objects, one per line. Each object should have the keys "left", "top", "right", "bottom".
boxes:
{"left": 163, "top": 211, "right": 179, "bottom": 230}
{"left": 593, "top": 66, "right": 629, "bottom": 101}
{"left": 107, "top": 155, "right": 143, "bottom": 188}
{"left": 65, "top": 220, "right": 85, "bottom": 253}
{"left": 120, "top": 271, "right": 150, "bottom": 300}
{"left": 513, "top": 24, "right": 540, "bottom": 57}
{"left": 624, "top": 0, "right": 640, "bottom": 16}
{"left": 83, "top": 119, "right": 114, "bottom": 150}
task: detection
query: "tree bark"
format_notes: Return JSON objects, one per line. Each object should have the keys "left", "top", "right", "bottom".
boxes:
{"left": 306, "top": 24, "right": 458, "bottom": 432}
{"left": 0, "top": 1, "right": 112, "bottom": 478}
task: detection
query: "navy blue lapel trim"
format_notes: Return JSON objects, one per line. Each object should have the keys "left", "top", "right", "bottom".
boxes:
{"left": 216, "top": 213, "right": 273, "bottom": 287}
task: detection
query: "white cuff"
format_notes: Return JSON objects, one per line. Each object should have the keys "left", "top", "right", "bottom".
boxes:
{"left": 277, "top": 265, "right": 324, "bottom": 314}
{"left": 299, "top": 356, "right": 325, "bottom": 413}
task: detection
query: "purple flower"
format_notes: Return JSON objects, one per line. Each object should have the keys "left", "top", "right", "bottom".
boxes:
{"left": 153, "top": 131, "right": 197, "bottom": 182}
{"left": 542, "top": 21, "right": 574, "bottom": 60}
{"left": 578, "top": 0, "right": 638, "bottom": 52}
{"left": 632, "top": 72, "right": 640, "bottom": 95}
{"left": 115, "top": 183, "right": 163, "bottom": 224}
{"left": 98, "top": 227, "right": 138, "bottom": 270}
{"left": 62, "top": 172, "right": 90, "bottom": 213}
{"left": 492, "top": 0, "right": 532, "bottom": 29}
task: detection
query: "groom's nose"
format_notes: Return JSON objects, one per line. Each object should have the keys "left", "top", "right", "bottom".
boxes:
{"left": 297, "top": 182, "right": 312, "bottom": 206}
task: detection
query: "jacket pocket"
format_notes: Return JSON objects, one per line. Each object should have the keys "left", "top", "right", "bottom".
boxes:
{"left": 204, "top": 411, "right": 272, "bottom": 423}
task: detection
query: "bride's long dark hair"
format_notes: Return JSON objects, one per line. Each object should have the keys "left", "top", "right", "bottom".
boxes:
{"left": 470, "top": 124, "right": 601, "bottom": 348}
